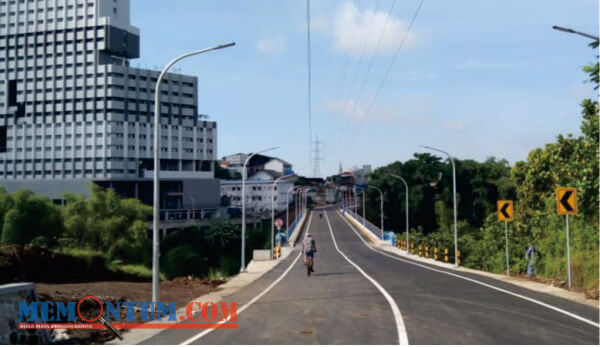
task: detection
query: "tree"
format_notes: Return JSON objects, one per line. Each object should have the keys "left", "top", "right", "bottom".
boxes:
{"left": 0, "top": 190, "right": 64, "bottom": 247}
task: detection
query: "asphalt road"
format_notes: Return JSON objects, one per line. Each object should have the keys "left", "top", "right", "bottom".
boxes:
{"left": 142, "top": 207, "right": 599, "bottom": 345}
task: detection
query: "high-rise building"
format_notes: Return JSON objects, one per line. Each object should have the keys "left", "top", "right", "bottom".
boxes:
{"left": 0, "top": 0, "right": 220, "bottom": 210}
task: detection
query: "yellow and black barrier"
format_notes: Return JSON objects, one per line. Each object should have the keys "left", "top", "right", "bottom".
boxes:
{"left": 274, "top": 242, "right": 282, "bottom": 259}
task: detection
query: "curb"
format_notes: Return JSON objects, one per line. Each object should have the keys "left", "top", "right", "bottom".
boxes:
{"left": 341, "top": 211, "right": 599, "bottom": 309}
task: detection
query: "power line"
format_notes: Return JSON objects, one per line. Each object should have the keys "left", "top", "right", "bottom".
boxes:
{"left": 331, "top": 0, "right": 396, "bottom": 158}
{"left": 343, "top": 0, "right": 425, "bottom": 151}
{"left": 307, "top": 0, "right": 312, "bottom": 173}
{"left": 330, "top": 0, "right": 361, "bottom": 141}
{"left": 334, "top": 0, "right": 380, "bottom": 146}
{"left": 350, "top": 0, "right": 397, "bottom": 122}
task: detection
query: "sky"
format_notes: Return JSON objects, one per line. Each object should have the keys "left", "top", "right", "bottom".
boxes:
{"left": 131, "top": 0, "right": 598, "bottom": 178}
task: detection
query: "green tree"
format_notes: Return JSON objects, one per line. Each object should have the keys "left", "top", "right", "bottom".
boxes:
{"left": 0, "top": 190, "right": 64, "bottom": 246}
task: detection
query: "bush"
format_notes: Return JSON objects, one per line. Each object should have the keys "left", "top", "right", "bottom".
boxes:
{"left": 161, "top": 244, "right": 208, "bottom": 279}
{"left": 0, "top": 190, "right": 64, "bottom": 247}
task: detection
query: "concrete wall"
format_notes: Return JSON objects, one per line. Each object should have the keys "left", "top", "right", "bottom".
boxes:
{"left": 0, "top": 283, "right": 51, "bottom": 344}
{"left": 182, "top": 178, "right": 220, "bottom": 209}
{"left": 0, "top": 178, "right": 94, "bottom": 199}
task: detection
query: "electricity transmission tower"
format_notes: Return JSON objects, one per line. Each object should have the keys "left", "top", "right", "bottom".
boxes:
{"left": 312, "top": 134, "right": 324, "bottom": 178}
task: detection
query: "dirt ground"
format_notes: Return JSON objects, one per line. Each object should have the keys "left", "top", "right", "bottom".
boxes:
{"left": 35, "top": 277, "right": 225, "bottom": 344}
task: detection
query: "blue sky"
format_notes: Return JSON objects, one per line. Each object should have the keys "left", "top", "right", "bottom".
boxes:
{"left": 131, "top": 0, "right": 598, "bottom": 177}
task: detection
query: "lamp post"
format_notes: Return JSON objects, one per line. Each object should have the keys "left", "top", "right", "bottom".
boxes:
{"left": 189, "top": 196, "right": 195, "bottom": 219}
{"left": 285, "top": 186, "right": 300, "bottom": 237}
{"left": 152, "top": 42, "right": 235, "bottom": 303}
{"left": 552, "top": 25, "right": 599, "bottom": 41}
{"left": 241, "top": 147, "right": 279, "bottom": 272}
{"left": 353, "top": 186, "right": 357, "bottom": 215}
{"left": 271, "top": 174, "right": 297, "bottom": 259}
{"left": 368, "top": 185, "right": 384, "bottom": 239}
{"left": 421, "top": 145, "right": 458, "bottom": 267}
{"left": 388, "top": 174, "right": 409, "bottom": 254}
{"left": 362, "top": 188, "right": 366, "bottom": 226}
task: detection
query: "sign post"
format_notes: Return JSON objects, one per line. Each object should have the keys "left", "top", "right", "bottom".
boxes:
{"left": 497, "top": 200, "right": 514, "bottom": 276}
{"left": 556, "top": 187, "right": 577, "bottom": 290}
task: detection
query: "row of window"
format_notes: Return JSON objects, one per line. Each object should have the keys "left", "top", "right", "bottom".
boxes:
{"left": 0, "top": 14, "right": 96, "bottom": 28}
{"left": 3, "top": 145, "right": 214, "bottom": 153}
{"left": 0, "top": 157, "right": 214, "bottom": 164}
{"left": 0, "top": 24, "right": 105, "bottom": 40}
{"left": 5, "top": 122, "right": 215, "bottom": 131}
{"left": 0, "top": 52, "right": 94, "bottom": 62}
{"left": 0, "top": 62, "right": 95, "bottom": 73}
{"left": 110, "top": 73, "right": 195, "bottom": 88}
{"left": 1, "top": 169, "right": 133, "bottom": 176}
{"left": 0, "top": 2, "right": 95, "bottom": 11}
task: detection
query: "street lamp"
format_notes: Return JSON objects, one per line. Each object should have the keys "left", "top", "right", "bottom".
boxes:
{"left": 241, "top": 147, "right": 279, "bottom": 272}
{"left": 388, "top": 174, "right": 409, "bottom": 255}
{"left": 552, "top": 25, "right": 599, "bottom": 41}
{"left": 189, "top": 196, "right": 195, "bottom": 219}
{"left": 353, "top": 186, "right": 358, "bottom": 215}
{"left": 152, "top": 42, "right": 235, "bottom": 303}
{"left": 271, "top": 174, "right": 297, "bottom": 259}
{"left": 361, "top": 188, "right": 366, "bottom": 226}
{"left": 421, "top": 145, "right": 458, "bottom": 267}
{"left": 285, "top": 186, "right": 300, "bottom": 237}
{"left": 368, "top": 185, "right": 384, "bottom": 239}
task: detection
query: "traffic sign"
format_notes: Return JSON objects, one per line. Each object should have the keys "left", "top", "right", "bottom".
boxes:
{"left": 556, "top": 188, "right": 577, "bottom": 215}
{"left": 274, "top": 218, "right": 284, "bottom": 229}
{"left": 497, "top": 200, "right": 514, "bottom": 221}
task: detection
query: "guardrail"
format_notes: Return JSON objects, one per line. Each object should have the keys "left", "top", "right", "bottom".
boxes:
{"left": 158, "top": 208, "right": 218, "bottom": 221}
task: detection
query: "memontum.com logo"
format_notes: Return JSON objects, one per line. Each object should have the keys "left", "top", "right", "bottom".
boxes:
{"left": 18, "top": 296, "right": 238, "bottom": 331}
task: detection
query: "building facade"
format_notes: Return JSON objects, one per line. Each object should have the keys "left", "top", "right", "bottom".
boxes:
{"left": 221, "top": 180, "right": 294, "bottom": 216}
{"left": 0, "top": 0, "right": 220, "bottom": 210}
{"left": 220, "top": 153, "right": 292, "bottom": 178}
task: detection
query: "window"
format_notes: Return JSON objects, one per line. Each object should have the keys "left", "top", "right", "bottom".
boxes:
{"left": 8, "top": 80, "right": 17, "bottom": 106}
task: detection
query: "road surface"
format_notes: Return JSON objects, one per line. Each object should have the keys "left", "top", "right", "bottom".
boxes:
{"left": 142, "top": 207, "right": 599, "bottom": 344}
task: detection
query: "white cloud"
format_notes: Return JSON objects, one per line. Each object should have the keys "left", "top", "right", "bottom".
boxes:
{"left": 325, "top": 97, "right": 367, "bottom": 121}
{"left": 332, "top": 2, "right": 417, "bottom": 57}
{"left": 257, "top": 35, "right": 287, "bottom": 54}
{"left": 455, "top": 60, "right": 529, "bottom": 70}
{"left": 443, "top": 120, "right": 466, "bottom": 132}
{"left": 323, "top": 96, "right": 431, "bottom": 123}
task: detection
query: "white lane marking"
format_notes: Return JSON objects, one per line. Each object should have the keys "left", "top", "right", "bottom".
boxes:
{"left": 337, "top": 211, "right": 600, "bottom": 329}
{"left": 180, "top": 213, "right": 313, "bottom": 345}
{"left": 324, "top": 211, "right": 409, "bottom": 345}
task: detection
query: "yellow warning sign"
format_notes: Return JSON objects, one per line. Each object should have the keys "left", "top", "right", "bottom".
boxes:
{"left": 497, "top": 200, "right": 514, "bottom": 221}
{"left": 556, "top": 188, "right": 577, "bottom": 215}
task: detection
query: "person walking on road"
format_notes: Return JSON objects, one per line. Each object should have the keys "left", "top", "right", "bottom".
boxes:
{"left": 302, "top": 232, "right": 317, "bottom": 276}
{"left": 526, "top": 245, "right": 537, "bottom": 277}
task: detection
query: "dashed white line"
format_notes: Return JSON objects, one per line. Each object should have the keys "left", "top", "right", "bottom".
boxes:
{"left": 324, "top": 211, "right": 409, "bottom": 345}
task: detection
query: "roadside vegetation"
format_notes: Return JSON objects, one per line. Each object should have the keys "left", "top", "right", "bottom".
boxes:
{"left": 367, "top": 43, "right": 598, "bottom": 294}
{"left": 0, "top": 184, "right": 275, "bottom": 282}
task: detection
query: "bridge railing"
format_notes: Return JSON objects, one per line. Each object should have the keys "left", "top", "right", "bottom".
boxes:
{"left": 343, "top": 209, "right": 382, "bottom": 239}
{"left": 158, "top": 208, "right": 218, "bottom": 221}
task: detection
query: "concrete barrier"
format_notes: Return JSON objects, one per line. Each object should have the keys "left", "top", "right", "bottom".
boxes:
{"left": 289, "top": 213, "right": 308, "bottom": 247}
{"left": 342, "top": 211, "right": 387, "bottom": 246}
{"left": 252, "top": 249, "right": 271, "bottom": 261}
{"left": 0, "top": 282, "right": 51, "bottom": 344}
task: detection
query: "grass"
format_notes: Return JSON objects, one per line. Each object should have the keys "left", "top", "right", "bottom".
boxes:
{"left": 207, "top": 268, "right": 227, "bottom": 281}
{"left": 56, "top": 247, "right": 104, "bottom": 258}
{"left": 116, "top": 264, "right": 167, "bottom": 281}
{"left": 57, "top": 247, "right": 167, "bottom": 281}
